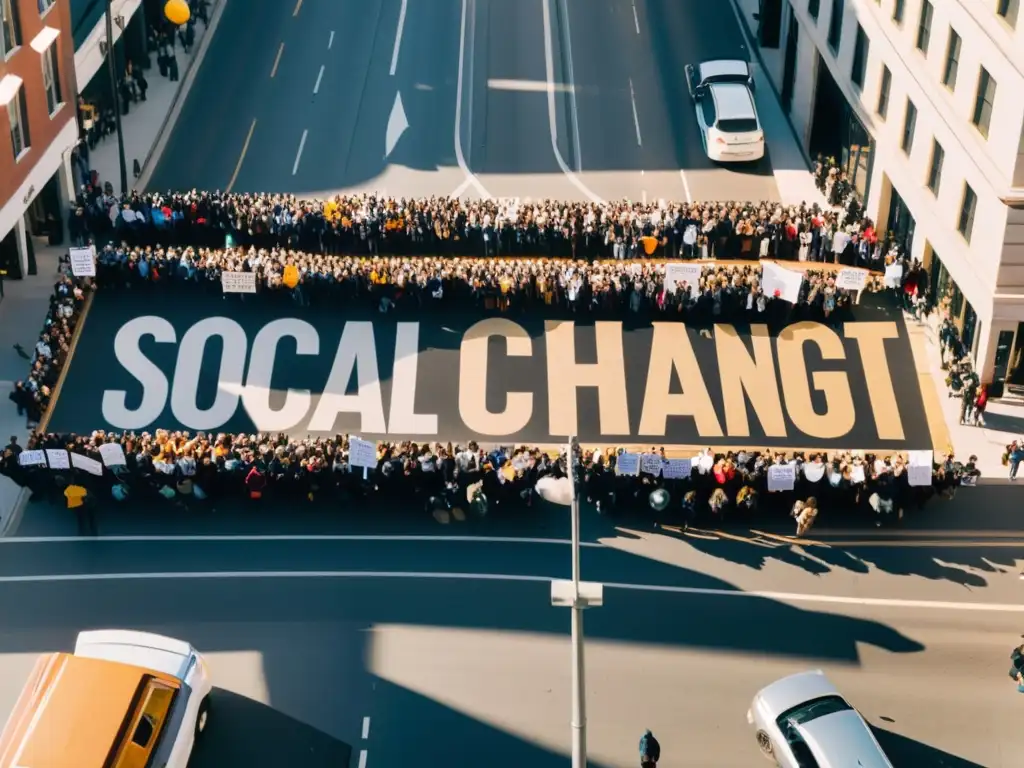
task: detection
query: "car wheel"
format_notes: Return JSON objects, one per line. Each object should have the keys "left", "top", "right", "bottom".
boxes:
{"left": 755, "top": 730, "right": 776, "bottom": 762}
{"left": 195, "top": 696, "right": 210, "bottom": 737}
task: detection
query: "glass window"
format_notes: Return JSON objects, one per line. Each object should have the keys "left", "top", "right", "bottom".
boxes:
{"left": 42, "top": 44, "right": 62, "bottom": 115}
{"left": 901, "top": 99, "right": 917, "bottom": 154}
{"left": 926, "top": 139, "right": 944, "bottom": 195}
{"left": 808, "top": 0, "right": 820, "bottom": 21}
{"left": 1, "top": 0, "right": 22, "bottom": 57}
{"left": 132, "top": 715, "right": 155, "bottom": 747}
{"left": 942, "top": 30, "right": 961, "bottom": 89}
{"left": 7, "top": 84, "right": 29, "bottom": 158}
{"left": 38, "top": 0, "right": 55, "bottom": 14}
{"left": 998, "top": 0, "right": 1019, "bottom": 29}
{"left": 958, "top": 183, "right": 977, "bottom": 242}
{"left": 972, "top": 68, "right": 996, "bottom": 138}
{"left": 851, "top": 25, "right": 869, "bottom": 88}
{"left": 827, "top": 0, "right": 844, "bottom": 51}
{"left": 916, "top": 1, "right": 933, "bottom": 53}
{"left": 893, "top": 0, "right": 906, "bottom": 24}
{"left": 877, "top": 65, "right": 891, "bottom": 118}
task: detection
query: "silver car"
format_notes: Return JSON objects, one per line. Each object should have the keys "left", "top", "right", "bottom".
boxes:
{"left": 747, "top": 670, "right": 893, "bottom": 767}
{"left": 684, "top": 59, "right": 765, "bottom": 162}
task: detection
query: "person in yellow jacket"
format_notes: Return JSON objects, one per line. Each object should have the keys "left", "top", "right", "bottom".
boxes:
{"left": 65, "top": 481, "right": 98, "bottom": 536}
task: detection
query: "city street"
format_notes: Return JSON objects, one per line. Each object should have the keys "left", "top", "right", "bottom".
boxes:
{"left": 145, "top": 0, "right": 783, "bottom": 201}
{"left": 0, "top": 530, "right": 1021, "bottom": 766}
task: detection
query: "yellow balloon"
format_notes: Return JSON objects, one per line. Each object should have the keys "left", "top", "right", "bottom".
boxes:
{"left": 164, "top": 0, "right": 191, "bottom": 26}
{"left": 282, "top": 264, "right": 299, "bottom": 289}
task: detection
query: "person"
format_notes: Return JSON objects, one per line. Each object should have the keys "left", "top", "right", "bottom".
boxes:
{"left": 1009, "top": 643, "right": 1024, "bottom": 692}
{"left": 64, "top": 480, "right": 97, "bottom": 536}
{"left": 639, "top": 729, "right": 660, "bottom": 768}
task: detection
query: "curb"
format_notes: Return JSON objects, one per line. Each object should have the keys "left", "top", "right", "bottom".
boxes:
{"left": 134, "top": 0, "right": 230, "bottom": 192}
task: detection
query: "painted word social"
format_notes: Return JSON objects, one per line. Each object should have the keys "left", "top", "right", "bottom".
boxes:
{"left": 101, "top": 316, "right": 912, "bottom": 441}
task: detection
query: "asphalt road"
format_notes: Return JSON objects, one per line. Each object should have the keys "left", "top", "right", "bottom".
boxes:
{"left": 0, "top": 536, "right": 1020, "bottom": 766}
{"left": 146, "top": 0, "right": 782, "bottom": 202}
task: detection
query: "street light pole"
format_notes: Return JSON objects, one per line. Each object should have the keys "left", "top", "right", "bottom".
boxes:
{"left": 567, "top": 437, "right": 587, "bottom": 768}
{"left": 104, "top": 0, "right": 129, "bottom": 196}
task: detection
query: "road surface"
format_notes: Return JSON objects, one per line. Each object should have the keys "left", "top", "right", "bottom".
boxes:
{"left": 146, "top": 0, "right": 782, "bottom": 202}
{"left": 0, "top": 533, "right": 1020, "bottom": 766}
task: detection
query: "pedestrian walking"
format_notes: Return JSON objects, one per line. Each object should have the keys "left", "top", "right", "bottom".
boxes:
{"left": 639, "top": 729, "right": 660, "bottom": 768}
{"left": 65, "top": 480, "right": 98, "bottom": 536}
{"left": 1008, "top": 441, "right": 1024, "bottom": 481}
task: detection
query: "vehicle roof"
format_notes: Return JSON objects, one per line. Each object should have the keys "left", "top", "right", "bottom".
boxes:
{"left": 708, "top": 82, "right": 757, "bottom": 120}
{"left": 699, "top": 59, "right": 751, "bottom": 81}
{"left": 75, "top": 630, "right": 193, "bottom": 681}
{"left": 799, "top": 710, "right": 893, "bottom": 768}
{"left": 756, "top": 669, "right": 839, "bottom": 716}
{"left": 0, "top": 652, "right": 180, "bottom": 768}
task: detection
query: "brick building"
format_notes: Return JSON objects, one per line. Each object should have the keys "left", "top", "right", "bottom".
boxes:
{"left": 0, "top": 0, "right": 79, "bottom": 279}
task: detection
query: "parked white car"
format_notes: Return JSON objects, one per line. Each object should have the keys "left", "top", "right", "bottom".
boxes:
{"left": 747, "top": 669, "right": 893, "bottom": 767}
{"left": 685, "top": 59, "right": 765, "bottom": 162}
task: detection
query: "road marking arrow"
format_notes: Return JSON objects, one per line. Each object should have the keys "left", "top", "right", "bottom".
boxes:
{"left": 385, "top": 91, "right": 409, "bottom": 159}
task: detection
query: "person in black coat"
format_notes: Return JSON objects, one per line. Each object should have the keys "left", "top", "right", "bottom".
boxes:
{"left": 639, "top": 729, "right": 660, "bottom": 767}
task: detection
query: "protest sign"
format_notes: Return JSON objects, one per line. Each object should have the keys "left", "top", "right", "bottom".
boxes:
{"left": 663, "top": 263, "right": 702, "bottom": 293}
{"left": 850, "top": 464, "right": 866, "bottom": 484}
{"left": 69, "top": 246, "right": 96, "bottom": 277}
{"left": 761, "top": 262, "right": 804, "bottom": 303}
{"left": 802, "top": 462, "right": 825, "bottom": 483}
{"left": 221, "top": 271, "right": 257, "bottom": 293}
{"left": 835, "top": 268, "right": 868, "bottom": 292}
{"left": 767, "top": 463, "right": 796, "bottom": 492}
{"left": 907, "top": 449, "right": 933, "bottom": 487}
{"left": 98, "top": 442, "right": 127, "bottom": 466}
{"left": 661, "top": 458, "right": 691, "bottom": 479}
{"left": 640, "top": 453, "right": 664, "bottom": 476}
{"left": 71, "top": 453, "right": 104, "bottom": 476}
{"left": 348, "top": 437, "right": 378, "bottom": 469}
{"left": 17, "top": 450, "right": 47, "bottom": 467}
{"left": 615, "top": 452, "right": 640, "bottom": 476}
{"left": 45, "top": 449, "right": 70, "bottom": 470}
{"left": 884, "top": 263, "right": 904, "bottom": 288}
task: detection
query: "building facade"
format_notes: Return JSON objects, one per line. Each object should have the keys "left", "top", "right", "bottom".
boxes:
{"left": 0, "top": 0, "right": 79, "bottom": 279}
{"left": 756, "top": 0, "right": 1024, "bottom": 394}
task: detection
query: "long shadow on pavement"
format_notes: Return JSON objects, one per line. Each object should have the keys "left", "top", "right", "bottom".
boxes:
{"left": 872, "top": 726, "right": 986, "bottom": 768}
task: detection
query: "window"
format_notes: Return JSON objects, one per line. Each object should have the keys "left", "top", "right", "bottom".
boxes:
{"left": 132, "top": 715, "right": 155, "bottom": 747}
{"left": 37, "top": 0, "right": 55, "bottom": 14}
{"left": 893, "top": 0, "right": 905, "bottom": 24}
{"left": 827, "top": 0, "right": 844, "bottom": 51}
{"left": 972, "top": 67, "right": 996, "bottom": 138}
{"left": 877, "top": 66, "right": 891, "bottom": 118}
{"left": 998, "top": 0, "right": 1019, "bottom": 29}
{"left": 957, "top": 184, "right": 977, "bottom": 242}
{"left": 851, "top": 25, "right": 869, "bottom": 88}
{"left": 901, "top": 99, "right": 917, "bottom": 154}
{"left": 916, "top": 1, "right": 933, "bottom": 53}
{"left": 926, "top": 139, "right": 944, "bottom": 194}
{"left": 42, "top": 45, "right": 62, "bottom": 115}
{"left": 942, "top": 30, "right": 961, "bottom": 89}
{"left": 7, "top": 84, "right": 29, "bottom": 159}
{"left": 808, "top": 0, "right": 820, "bottom": 21}
{"left": 1, "top": 0, "right": 22, "bottom": 58}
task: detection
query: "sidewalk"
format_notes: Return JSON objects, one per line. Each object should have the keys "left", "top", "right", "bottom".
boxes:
{"left": 87, "top": 0, "right": 224, "bottom": 193}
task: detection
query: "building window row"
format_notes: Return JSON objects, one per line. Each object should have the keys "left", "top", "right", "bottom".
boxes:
{"left": 7, "top": 84, "right": 29, "bottom": 159}
{"left": 1, "top": 0, "right": 21, "bottom": 58}
{"left": 997, "top": 0, "right": 1019, "bottom": 29}
{"left": 915, "top": 0, "right": 933, "bottom": 53}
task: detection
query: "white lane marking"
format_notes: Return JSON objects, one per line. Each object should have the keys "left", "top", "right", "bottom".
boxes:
{"left": 541, "top": 0, "right": 603, "bottom": 203}
{"left": 629, "top": 77, "right": 642, "bottom": 146}
{"left": 466, "top": 0, "right": 477, "bottom": 166}
{"left": 362, "top": 716, "right": 371, "bottom": 739}
{"left": 632, "top": 0, "right": 640, "bottom": 34}
{"left": 452, "top": 0, "right": 491, "bottom": 198}
{"left": 2, "top": 570, "right": 1022, "bottom": 613}
{"left": 679, "top": 168, "right": 692, "bottom": 203}
{"left": 313, "top": 64, "right": 325, "bottom": 94}
{"left": 390, "top": 0, "right": 408, "bottom": 76}
{"left": 559, "top": 0, "right": 584, "bottom": 174}
{"left": 270, "top": 42, "right": 285, "bottom": 78}
{"left": 0, "top": 534, "right": 604, "bottom": 546}
{"left": 328, "top": 30, "right": 335, "bottom": 49}
{"left": 358, "top": 749, "right": 368, "bottom": 768}
{"left": 292, "top": 129, "right": 308, "bottom": 175}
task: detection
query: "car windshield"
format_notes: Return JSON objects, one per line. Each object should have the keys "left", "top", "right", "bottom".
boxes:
{"left": 716, "top": 118, "right": 758, "bottom": 134}
{"left": 701, "top": 72, "right": 749, "bottom": 86}
{"left": 774, "top": 695, "right": 854, "bottom": 768}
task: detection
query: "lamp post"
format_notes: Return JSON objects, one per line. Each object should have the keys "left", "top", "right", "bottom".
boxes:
{"left": 541, "top": 438, "right": 603, "bottom": 768}
{"left": 104, "top": 0, "right": 129, "bottom": 196}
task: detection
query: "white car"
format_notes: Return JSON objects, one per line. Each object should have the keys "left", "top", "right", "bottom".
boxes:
{"left": 0, "top": 629, "right": 213, "bottom": 768}
{"left": 685, "top": 59, "right": 765, "bottom": 162}
{"left": 747, "top": 670, "right": 893, "bottom": 767}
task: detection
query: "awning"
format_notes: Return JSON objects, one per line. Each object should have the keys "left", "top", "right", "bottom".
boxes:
{"left": 0, "top": 74, "right": 24, "bottom": 107}
{"left": 30, "top": 25, "right": 61, "bottom": 53}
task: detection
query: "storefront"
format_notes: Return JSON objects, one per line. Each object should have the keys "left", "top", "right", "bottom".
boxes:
{"left": 886, "top": 185, "right": 916, "bottom": 258}
{"left": 928, "top": 250, "right": 979, "bottom": 357}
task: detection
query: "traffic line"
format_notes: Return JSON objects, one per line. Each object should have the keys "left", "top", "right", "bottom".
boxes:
{"left": 292, "top": 129, "right": 308, "bottom": 175}
{"left": 390, "top": 0, "right": 408, "bottom": 76}
{"left": 631, "top": 0, "right": 639, "bottom": 34}
{"left": 328, "top": 30, "right": 335, "bottom": 49}
{"left": 1, "top": 570, "right": 1021, "bottom": 613}
{"left": 225, "top": 118, "right": 256, "bottom": 193}
{"left": 292, "top": 0, "right": 303, "bottom": 16}
{"left": 362, "top": 716, "right": 371, "bottom": 739}
{"left": 0, "top": 534, "right": 605, "bottom": 545}
{"left": 313, "top": 64, "right": 325, "bottom": 94}
{"left": 358, "top": 750, "right": 367, "bottom": 768}
{"left": 629, "top": 78, "right": 642, "bottom": 146}
{"left": 270, "top": 43, "right": 284, "bottom": 78}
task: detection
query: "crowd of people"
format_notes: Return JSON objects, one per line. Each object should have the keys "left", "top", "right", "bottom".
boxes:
{"left": 67, "top": 186, "right": 899, "bottom": 268}
{"left": 1, "top": 430, "right": 975, "bottom": 535}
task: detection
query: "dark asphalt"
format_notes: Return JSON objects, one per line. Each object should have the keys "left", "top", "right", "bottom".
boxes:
{"left": 146, "top": 0, "right": 784, "bottom": 200}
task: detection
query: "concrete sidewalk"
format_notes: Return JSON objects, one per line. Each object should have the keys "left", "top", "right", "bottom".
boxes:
{"left": 86, "top": 0, "right": 225, "bottom": 194}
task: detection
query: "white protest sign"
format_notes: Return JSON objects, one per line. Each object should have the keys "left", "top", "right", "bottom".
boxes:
{"left": 69, "top": 246, "right": 96, "bottom": 277}
{"left": 347, "top": 437, "right": 378, "bottom": 469}
{"left": 850, "top": 464, "right": 866, "bottom": 484}
{"left": 835, "top": 268, "right": 868, "bottom": 291}
{"left": 663, "top": 263, "right": 702, "bottom": 293}
{"left": 17, "top": 450, "right": 47, "bottom": 467}
{"left": 884, "top": 262, "right": 904, "bottom": 288}
{"left": 45, "top": 449, "right": 71, "bottom": 470}
{"left": 767, "top": 463, "right": 796, "bottom": 492}
{"left": 662, "top": 458, "right": 692, "bottom": 479}
{"left": 71, "top": 452, "right": 104, "bottom": 476}
{"left": 761, "top": 262, "right": 804, "bottom": 303}
{"left": 615, "top": 452, "right": 640, "bottom": 476}
{"left": 640, "top": 453, "right": 664, "bottom": 476}
{"left": 98, "top": 442, "right": 127, "bottom": 466}
{"left": 802, "top": 462, "right": 825, "bottom": 483}
{"left": 221, "top": 271, "right": 257, "bottom": 293}
{"left": 907, "top": 450, "right": 933, "bottom": 487}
